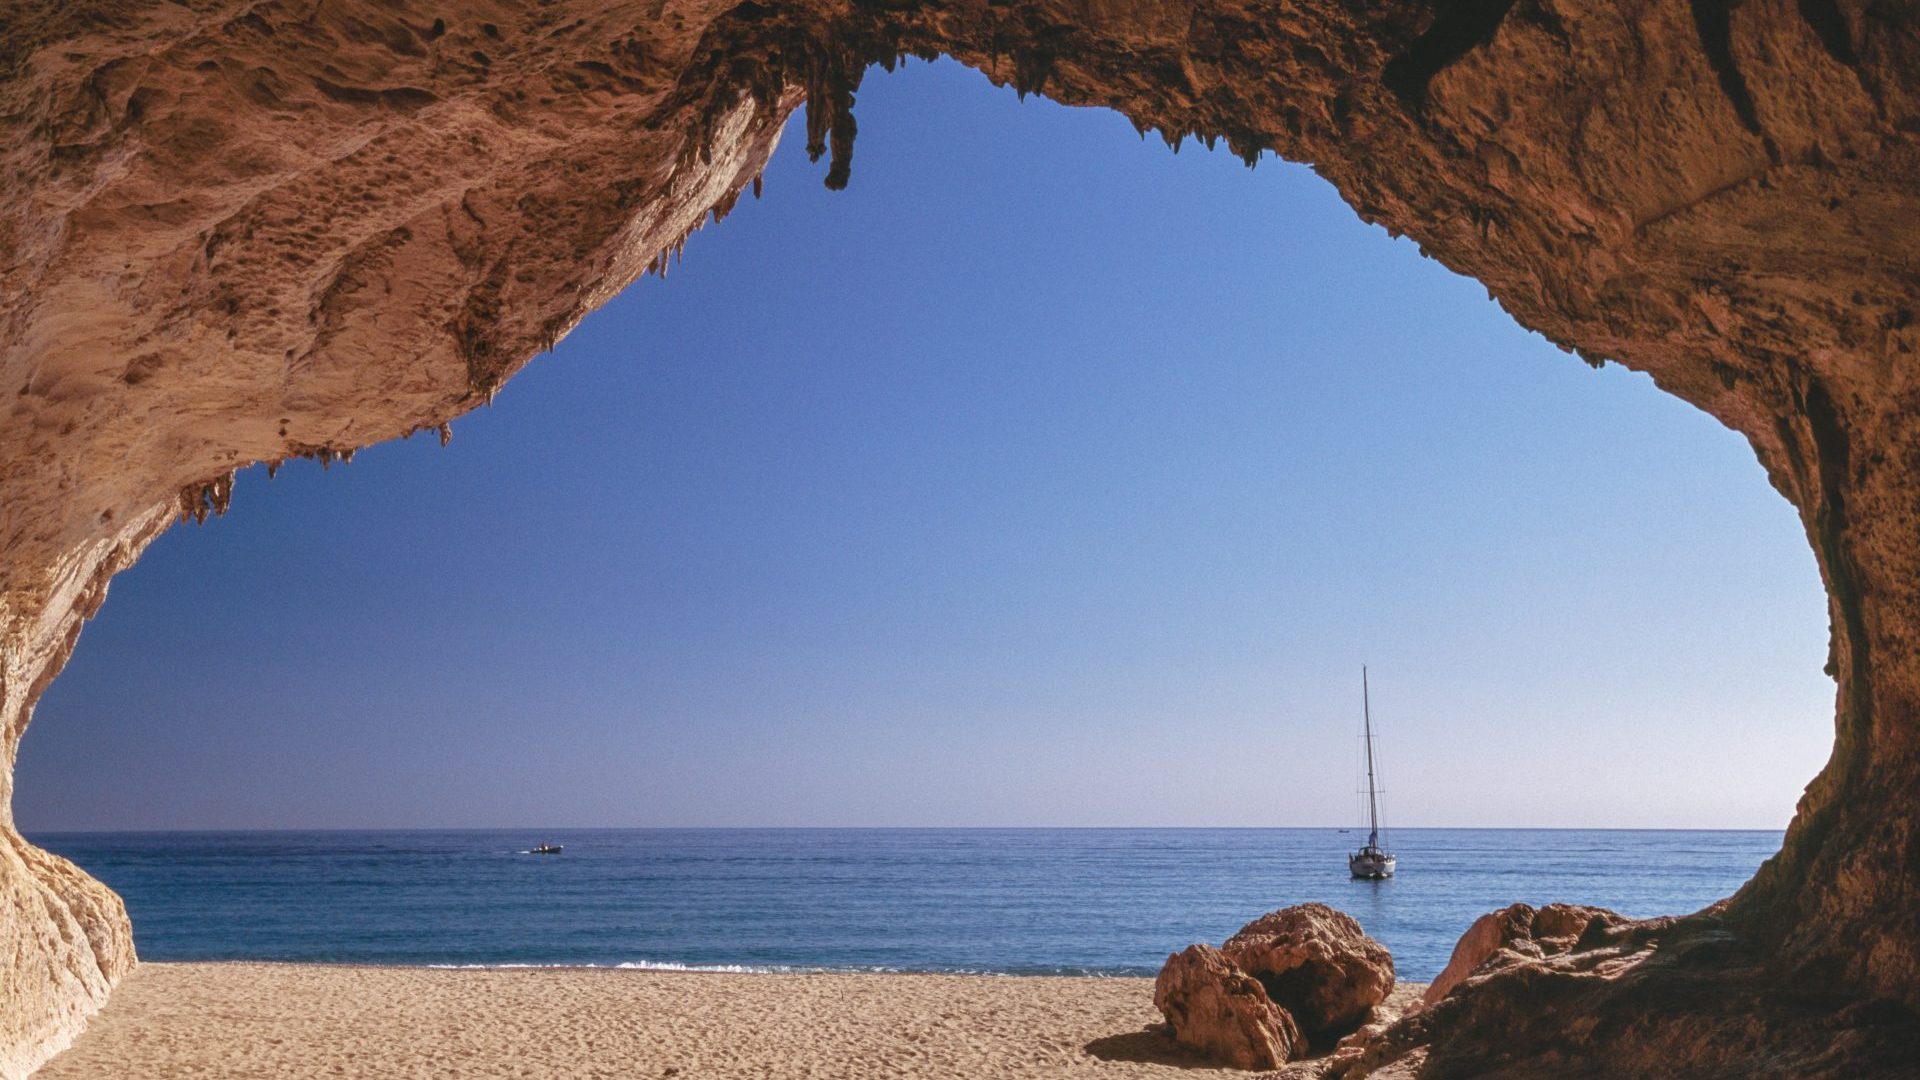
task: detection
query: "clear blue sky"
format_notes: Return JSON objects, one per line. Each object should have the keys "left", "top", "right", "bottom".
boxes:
{"left": 18, "top": 60, "right": 1832, "bottom": 831}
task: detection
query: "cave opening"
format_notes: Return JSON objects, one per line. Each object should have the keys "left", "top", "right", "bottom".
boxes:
{"left": 16, "top": 59, "right": 1829, "bottom": 968}
{"left": 7, "top": 3, "right": 1919, "bottom": 1074}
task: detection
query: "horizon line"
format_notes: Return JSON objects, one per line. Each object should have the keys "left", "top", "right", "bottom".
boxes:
{"left": 25, "top": 824, "right": 1789, "bottom": 835}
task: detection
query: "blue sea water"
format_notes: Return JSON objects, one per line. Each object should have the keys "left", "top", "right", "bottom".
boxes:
{"left": 29, "top": 829, "right": 1780, "bottom": 982}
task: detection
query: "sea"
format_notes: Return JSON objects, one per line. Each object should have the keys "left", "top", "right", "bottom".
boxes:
{"left": 29, "top": 828, "right": 1780, "bottom": 982}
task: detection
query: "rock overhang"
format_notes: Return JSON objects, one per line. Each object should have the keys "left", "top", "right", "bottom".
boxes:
{"left": 3, "top": 1, "right": 1919, "bottom": 1075}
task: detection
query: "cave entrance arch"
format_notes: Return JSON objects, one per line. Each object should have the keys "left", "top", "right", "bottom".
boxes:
{"left": 19, "top": 57, "right": 1829, "bottom": 842}
{"left": 3, "top": 3, "right": 1918, "bottom": 1077}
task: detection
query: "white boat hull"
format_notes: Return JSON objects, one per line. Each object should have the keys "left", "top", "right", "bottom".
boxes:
{"left": 1349, "top": 851, "right": 1396, "bottom": 879}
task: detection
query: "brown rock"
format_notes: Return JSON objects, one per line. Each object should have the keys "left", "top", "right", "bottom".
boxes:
{"left": 1424, "top": 903, "right": 1628, "bottom": 1006}
{"left": 1352, "top": 911, "right": 1920, "bottom": 1079}
{"left": 5, "top": 1, "right": 1920, "bottom": 1074}
{"left": 1422, "top": 904, "right": 1532, "bottom": 1008}
{"left": 1322, "top": 980, "right": 1429, "bottom": 1077}
{"left": 1153, "top": 944, "right": 1303, "bottom": 1070}
{"left": 1224, "top": 902, "right": 1396, "bottom": 1038}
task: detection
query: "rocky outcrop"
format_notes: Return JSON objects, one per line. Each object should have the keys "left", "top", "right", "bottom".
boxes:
{"left": 4, "top": 0, "right": 1920, "bottom": 1074}
{"left": 1154, "top": 943, "right": 1305, "bottom": 1070}
{"left": 1155, "top": 905, "right": 1394, "bottom": 1067}
{"left": 0, "top": 503, "right": 168, "bottom": 1077}
{"left": 1422, "top": 902, "right": 1626, "bottom": 1006}
{"left": 1, "top": 3, "right": 792, "bottom": 1070}
{"left": 1346, "top": 907, "right": 1920, "bottom": 1079}
{"left": 0, "top": 831, "right": 137, "bottom": 1080}
{"left": 1318, "top": 981, "right": 1430, "bottom": 1079}
{"left": 1224, "top": 902, "right": 1396, "bottom": 1039}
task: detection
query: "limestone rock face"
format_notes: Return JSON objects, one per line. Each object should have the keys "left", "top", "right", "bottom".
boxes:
{"left": 1223, "top": 902, "right": 1396, "bottom": 1038}
{"left": 1350, "top": 910, "right": 1920, "bottom": 1079}
{"left": 0, "top": 830, "right": 136, "bottom": 1080}
{"left": 4, "top": 0, "right": 1920, "bottom": 1075}
{"left": 1423, "top": 902, "right": 1627, "bottom": 1006}
{"left": 1153, "top": 943, "right": 1303, "bottom": 1070}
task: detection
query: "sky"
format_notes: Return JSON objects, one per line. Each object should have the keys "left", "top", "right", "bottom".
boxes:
{"left": 17, "top": 60, "right": 1834, "bottom": 832}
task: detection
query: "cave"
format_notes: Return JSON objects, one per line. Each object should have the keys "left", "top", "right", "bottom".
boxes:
{"left": 2, "top": 1, "right": 1918, "bottom": 1076}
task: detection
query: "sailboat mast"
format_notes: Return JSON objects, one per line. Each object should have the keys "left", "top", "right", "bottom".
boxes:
{"left": 1362, "top": 666, "right": 1380, "bottom": 849}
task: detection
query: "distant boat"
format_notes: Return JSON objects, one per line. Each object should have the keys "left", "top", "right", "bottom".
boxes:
{"left": 530, "top": 843, "right": 564, "bottom": 855}
{"left": 1349, "top": 667, "right": 1396, "bottom": 880}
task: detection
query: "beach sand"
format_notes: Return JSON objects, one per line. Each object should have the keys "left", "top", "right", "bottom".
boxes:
{"left": 37, "top": 963, "right": 1306, "bottom": 1079}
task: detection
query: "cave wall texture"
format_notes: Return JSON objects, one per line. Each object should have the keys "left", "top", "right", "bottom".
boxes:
{"left": 1, "top": 0, "right": 1917, "bottom": 1075}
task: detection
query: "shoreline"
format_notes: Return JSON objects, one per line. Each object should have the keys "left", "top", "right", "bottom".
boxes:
{"left": 36, "top": 962, "right": 1426, "bottom": 1078}
{"left": 112, "top": 958, "right": 1174, "bottom": 977}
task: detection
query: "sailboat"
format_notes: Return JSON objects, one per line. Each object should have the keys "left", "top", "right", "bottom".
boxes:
{"left": 1349, "top": 667, "right": 1397, "bottom": 879}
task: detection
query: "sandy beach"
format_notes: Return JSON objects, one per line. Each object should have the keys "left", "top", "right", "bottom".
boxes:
{"left": 36, "top": 963, "right": 1315, "bottom": 1079}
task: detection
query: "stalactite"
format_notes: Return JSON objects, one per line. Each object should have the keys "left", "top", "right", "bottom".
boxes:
{"left": 803, "top": 58, "right": 833, "bottom": 167}
{"left": 791, "top": 31, "right": 875, "bottom": 189}
{"left": 208, "top": 473, "right": 233, "bottom": 516}
{"left": 175, "top": 471, "right": 237, "bottom": 524}
{"left": 825, "top": 89, "right": 855, "bottom": 190}
{"left": 1010, "top": 48, "right": 1054, "bottom": 100}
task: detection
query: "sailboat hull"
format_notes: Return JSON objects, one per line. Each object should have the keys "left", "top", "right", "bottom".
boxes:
{"left": 1349, "top": 852, "right": 1396, "bottom": 879}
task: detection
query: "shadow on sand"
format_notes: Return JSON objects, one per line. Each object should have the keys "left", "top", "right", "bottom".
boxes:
{"left": 1084, "top": 1026, "right": 1216, "bottom": 1069}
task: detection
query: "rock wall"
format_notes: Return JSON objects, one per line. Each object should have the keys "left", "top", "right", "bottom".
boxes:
{"left": 0, "top": 4, "right": 790, "bottom": 1070}
{"left": 2, "top": 0, "right": 1917, "bottom": 1074}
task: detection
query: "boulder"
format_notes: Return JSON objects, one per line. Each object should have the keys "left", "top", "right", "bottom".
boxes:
{"left": 1223, "top": 902, "right": 1396, "bottom": 1038}
{"left": 1153, "top": 944, "right": 1303, "bottom": 1070}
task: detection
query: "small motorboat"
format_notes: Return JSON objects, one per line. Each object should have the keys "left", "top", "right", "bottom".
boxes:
{"left": 530, "top": 843, "right": 564, "bottom": 855}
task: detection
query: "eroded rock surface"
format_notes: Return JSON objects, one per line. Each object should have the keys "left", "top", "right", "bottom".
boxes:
{"left": 1224, "top": 902, "right": 1395, "bottom": 1039}
{"left": 1349, "top": 906, "right": 1920, "bottom": 1079}
{"left": 1154, "top": 905, "right": 1394, "bottom": 1067}
{"left": 1422, "top": 902, "right": 1626, "bottom": 1006}
{"left": 5, "top": 0, "right": 1920, "bottom": 1075}
{"left": 1154, "top": 943, "right": 1304, "bottom": 1070}
{"left": 0, "top": 831, "right": 136, "bottom": 1080}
